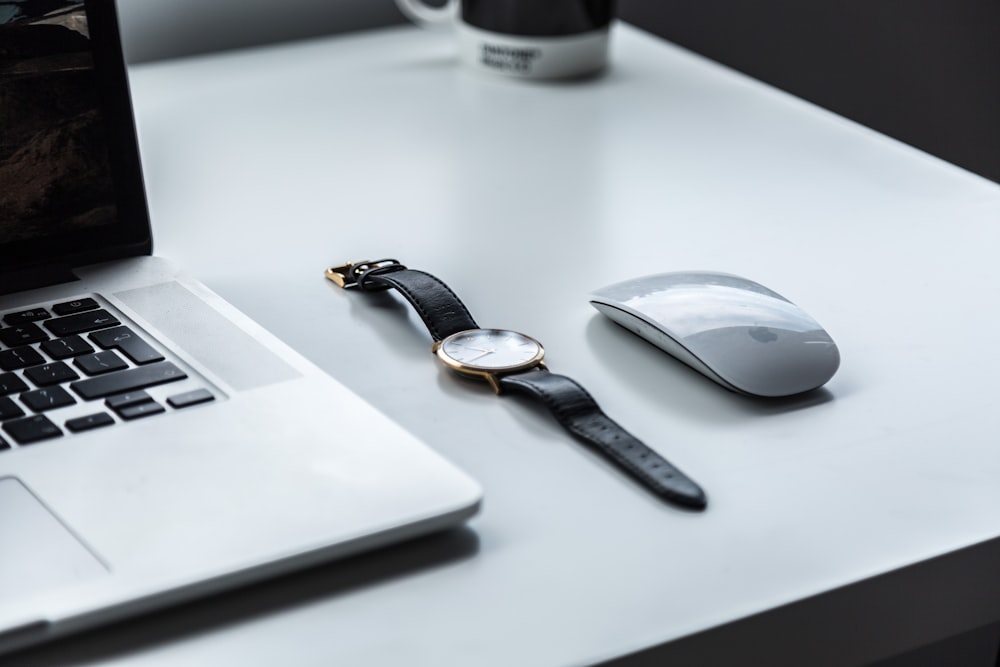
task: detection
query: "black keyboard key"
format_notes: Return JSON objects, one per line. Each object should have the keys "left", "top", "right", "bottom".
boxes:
{"left": 3, "top": 308, "right": 51, "bottom": 325}
{"left": 74, "top": 351, "right": 129, "bottom": 376}
{"left": 70, "top": 361, "right": 187, "bottom": 400}
{"left": 41, "top": 335, "right": 95, "bottom": 360}
{"left": 0, "top": 372, "right": 29, "bottom": 396}
{"left": 0, "top": 396, "right": 25, "bottom": 420}
{"left": 0, "top": 323, "right": 49, "bottom": 347}
{"left": 52, "top": 298, "right": 100, "bottom": 316}
{"left": 66, "top": 412, "right": 115, "bottom": 433}
{"left": 43, "top": 309, "right": 120, "bottom": 337}
{"left": 105, "top": 390, "right": 152, "bottom": 410}
{"left": 3, "top": 414, "right": 62, "bottom": 444}
{"left": 167, "top": 388, "right": 215, "bottom": 409}
{"left": 0, "top": 435, "right": 9, "bottom": 451}
{"left": 117, "top": 401, "right": 165, "bottom": 420}
{"left": 24, "top": 362, "right": 80, "bottom": 387}
{"left": 21, "top": 386, "right": 76, "bottom": 412}
{"left": 0, "top": 346, "right": 45, "bottom": 371}
{"left": 89, "top": 326, "right": 164, "bottom": 364}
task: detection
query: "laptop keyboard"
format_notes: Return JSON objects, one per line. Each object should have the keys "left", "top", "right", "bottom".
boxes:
{"left": 0, "top": 296, "right": 217, "bottom": 451}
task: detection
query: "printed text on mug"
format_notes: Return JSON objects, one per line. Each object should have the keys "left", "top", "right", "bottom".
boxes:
{"left": 480, "top": 43, "right": 541, "bottom": 74}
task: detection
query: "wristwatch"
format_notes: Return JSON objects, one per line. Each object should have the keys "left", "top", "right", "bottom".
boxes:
{"left": 325, "top": 258, "right": 707, "bottom": 510}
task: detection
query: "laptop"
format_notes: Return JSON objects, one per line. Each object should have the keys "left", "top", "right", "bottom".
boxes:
{"left": 0, "top": 0, "right": 481, "bottom": 654}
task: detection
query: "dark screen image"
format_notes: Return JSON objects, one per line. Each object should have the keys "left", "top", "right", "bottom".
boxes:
{"left": 0, "top": 0, "right": 117, "bottom": 244}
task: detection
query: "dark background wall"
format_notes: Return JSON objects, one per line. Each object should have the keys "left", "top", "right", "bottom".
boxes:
{"left": 119, "top": 0, "right": 999, "bottom": 184}
{"left": 617, "top": 0, "right": 1000, "bottom": 184}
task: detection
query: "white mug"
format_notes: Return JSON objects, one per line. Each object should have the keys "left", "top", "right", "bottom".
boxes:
{"left": 394, "top": 0, "right": 615, "bottom": 79}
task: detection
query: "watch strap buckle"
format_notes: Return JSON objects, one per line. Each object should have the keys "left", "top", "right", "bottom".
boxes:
{"left": 325, "top": 259, "right": 405, "bottom": 291}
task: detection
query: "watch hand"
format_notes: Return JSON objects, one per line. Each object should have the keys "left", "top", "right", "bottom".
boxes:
{"left": 464, "top": 349, "right": 495, "bottom": 363}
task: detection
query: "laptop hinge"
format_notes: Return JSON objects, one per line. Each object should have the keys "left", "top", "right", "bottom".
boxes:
{"left": 1, "top": 265, "right": 79, "bottom": 297}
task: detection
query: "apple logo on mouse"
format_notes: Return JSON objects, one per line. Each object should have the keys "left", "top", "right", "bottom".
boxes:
{"left": 749, "top": 326, "right": 778, "bottom": 344}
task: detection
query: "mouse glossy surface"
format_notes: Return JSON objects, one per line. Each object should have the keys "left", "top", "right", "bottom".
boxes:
{"left": 589, "top": 272, "right": 839, "bottom": 397}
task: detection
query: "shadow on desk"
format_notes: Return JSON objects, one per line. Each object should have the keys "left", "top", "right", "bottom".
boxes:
{"left": 4, "top": 527, "right": 479, "bottom": 666}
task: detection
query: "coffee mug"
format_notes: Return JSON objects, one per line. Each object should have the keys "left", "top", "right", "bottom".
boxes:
{"left": 394, "top": 0, "right": 615, "bottom": 79}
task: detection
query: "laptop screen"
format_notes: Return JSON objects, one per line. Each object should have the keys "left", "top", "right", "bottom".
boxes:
{"left": 1, "top": 0, "right": 151, "bottom": 285}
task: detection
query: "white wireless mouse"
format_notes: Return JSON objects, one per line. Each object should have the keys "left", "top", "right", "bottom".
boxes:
{"left": 589, "top": 271, "right": 840, "bottom": 397}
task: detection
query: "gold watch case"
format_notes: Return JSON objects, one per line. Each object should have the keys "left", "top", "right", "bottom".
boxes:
{"left": 433, "top": 328, "right": 546, "bottom": 393}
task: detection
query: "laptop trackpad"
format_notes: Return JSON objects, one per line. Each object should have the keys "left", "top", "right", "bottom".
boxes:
{"left": 0, "top": 478, "right": 108, "bottom": 598}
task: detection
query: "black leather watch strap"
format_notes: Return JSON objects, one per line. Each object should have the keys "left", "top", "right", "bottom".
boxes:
{"left": 499, "top": 370, "right": 707, "bottom": 509}
{"left": 357, "top": 266, "right": 479, "bottom": 341}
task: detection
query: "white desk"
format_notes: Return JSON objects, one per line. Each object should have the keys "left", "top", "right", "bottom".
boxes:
{"left": 13, "top": 23, "right": 1000, "bottom": 666}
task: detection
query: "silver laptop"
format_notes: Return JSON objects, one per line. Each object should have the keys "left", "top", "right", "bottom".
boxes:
{"left": 0, "top": 0, "right": 481, "bottom": 654}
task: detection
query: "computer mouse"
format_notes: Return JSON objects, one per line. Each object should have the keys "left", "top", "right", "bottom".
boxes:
{"left": 589, "top": 271, "right": 840, "bottom": 397}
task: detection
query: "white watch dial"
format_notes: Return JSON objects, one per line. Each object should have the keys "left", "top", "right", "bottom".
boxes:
{"left": 439, "top": 329, "right": 543, "bottom": 371}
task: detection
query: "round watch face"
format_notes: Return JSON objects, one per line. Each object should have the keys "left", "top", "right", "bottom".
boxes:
{"left": 437, "top": 329, "right": 544, "bottom": 373}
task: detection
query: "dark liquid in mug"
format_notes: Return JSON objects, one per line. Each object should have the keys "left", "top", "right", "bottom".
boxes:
{"left": 461, "top": 0, "right": 614, "bottom": 37}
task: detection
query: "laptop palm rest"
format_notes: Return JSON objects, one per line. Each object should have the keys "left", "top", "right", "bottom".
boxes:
{"left": 0, "top": 478, "right": 108, "bottom": 599}
{"left": 112, "top": 280, "right": 301, "bottom": 390}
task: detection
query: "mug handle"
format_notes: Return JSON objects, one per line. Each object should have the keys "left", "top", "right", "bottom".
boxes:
{"left": 394, "top": 0, "right": 459, "bottom": 27}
